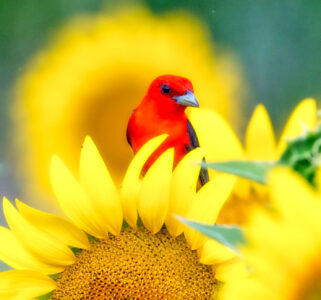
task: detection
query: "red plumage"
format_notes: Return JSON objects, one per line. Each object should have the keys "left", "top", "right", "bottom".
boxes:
{"left": 127, "top": 74, "right": 202, "bottom": 175}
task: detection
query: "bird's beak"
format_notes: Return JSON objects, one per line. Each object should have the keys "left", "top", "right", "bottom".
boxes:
{"left": 172, "top": 90, "right": 199, "bottom": 107}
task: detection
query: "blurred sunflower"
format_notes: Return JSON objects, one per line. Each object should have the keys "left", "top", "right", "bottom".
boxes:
{"left": 0, "top": 136, "right": 237, "bottom": 299}
{"left": 188, "top": 98, "right": 317, "bottom": 225}
{"left": 12, "top": 6, "right": 244, "bottom": 205}
{"left": 221, "top": 167, "right": 321, "bottom": 300}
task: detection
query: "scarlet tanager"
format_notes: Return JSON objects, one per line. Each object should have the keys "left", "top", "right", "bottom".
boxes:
{"left": 126, "top": 74, "right": 209, "bottom": 185}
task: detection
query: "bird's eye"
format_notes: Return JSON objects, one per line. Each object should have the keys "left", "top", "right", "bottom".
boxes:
{"left": 161, "top": 84, "right": 171, "bottom": 95}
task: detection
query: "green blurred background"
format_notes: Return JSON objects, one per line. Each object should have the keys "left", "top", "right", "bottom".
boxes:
{"left": 0, "top": 0, "right": 320, "bottom": 199}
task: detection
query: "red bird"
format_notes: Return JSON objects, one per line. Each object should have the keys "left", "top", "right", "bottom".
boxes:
{"left": 126, "top": 74, "right": 208, "bottom": 185}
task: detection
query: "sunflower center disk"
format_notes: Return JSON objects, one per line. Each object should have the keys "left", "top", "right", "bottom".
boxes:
{"left": 52, "top": 227, "right": 216, "bottom": 299}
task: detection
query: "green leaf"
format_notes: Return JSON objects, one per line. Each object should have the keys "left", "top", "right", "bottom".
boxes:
{"left": 176, "top": 216, "right": 247, "bottom": 254}
{"left": 0, "top": 261, "right": 11, "bottom": 271}
{"left": 69, "top": 246, "right": 82, "bottom": 256}
{"left": 202, "top": 160, "right": 275, "bottom": 184}
{"left": 278, "top": 125, "right": 321, "bottom": 187}
{"left": 36, "top": 292, "right": 53, "bottom": 300}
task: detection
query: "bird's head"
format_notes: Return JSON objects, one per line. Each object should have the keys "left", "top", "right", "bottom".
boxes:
{"left": 144, "top": 75, "right": 199, "bottom": 116}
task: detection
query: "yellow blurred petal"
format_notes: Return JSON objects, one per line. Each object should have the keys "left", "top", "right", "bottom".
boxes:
{"left": 199, "top": 239, "right": 236, "bottom": 265}
{"left": 184, "top": 175, "right": 236, "bottom": 250}
{"left": 138, "top": 148, "right": 174, "bottom": 234}
{"left": 0, "top": 226, "right": 63, "bottom": 274}
{"left": 233, "top": 178, "right": 251, "bottom": 198}
{"left": 252, "top": 182, "right": 268, "bottom": 198}
{"left": 0, "top": 270, "right": 55, "bottom": 300}
{"left": 16, "top": 199, "right": 89, "bottom": 250}
{"left": 245, "top": 210, "right": 316, "bottom": 275}
{"left": 121, "top": 135, "right": 168, "bottom": 227}
{"left": 165, "top": 148, "right": 204, "bottom": 237}
{"left": 221, "top": 276, "right": 270, "bottom": 300}
{"left": 3, "top": 198, "right": 75, "bottom": 267}
{"left": 80, "top": 136, "right": 123, "bottom": 235}
{"left": 245, "top": 104, "right": 276, "bottom": 160}
{"left": 215, "top": 257, "right": 249, "bottom": 282}
{"left": 277, "top": 98, "right": 317, "bottom": 156}
{"left": 268, "top": 167, "right": 321, "bottom": 228}
{"left": 187, "top": 108, "right": 244, "bottom": 163}
{"left": 50, "top": 155, "right": 107, "bottom": 238}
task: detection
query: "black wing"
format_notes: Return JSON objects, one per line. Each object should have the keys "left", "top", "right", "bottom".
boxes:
{"left": 186, "top": 119, "right": 209, "bottom": 186}
{"left": 127, "top": 109, "right": 136, "bottom": 147}
{"left": 126, "top": 128, "right": 132, "bottom": 147}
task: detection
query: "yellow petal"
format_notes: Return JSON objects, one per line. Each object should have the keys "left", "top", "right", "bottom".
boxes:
{"left": 121, "top": 134, "right": 168, "bottom": 227}
{"left": 3, "top": 198, "right": 75, "bottom": 267}
{"left": 277, "top": 98, "right": 317, "bottom": 156}
{"left": 0, "top": 270, "right": 55, "bottom": 300}
{"left": 0, "top": 226, "right": 63, "bottom": 274}
{"left": 50, "top": 155, "right": 107, "bottom": 238}
{"left": 16, "top": 199, "right": 89, "bottom": 250}
{"left": 199, "top": 239, "right": 235, "bottom": 265}
{"left": 245, "top": 104, "right": 276, "bottom": 160}
{"left": 138, "top": 148, "right": 174, "bottom": 234}
{"left": 187, "top": 108, "right": 244, "bottom": 163}
{"left": 184, "top": 175, "right": 236, "bottom": 250}
{"left": 165, "top": 148, "right": 204, "bottom": 237}
{"left": 80, "top": 136, "right": 123, "bottom": 235}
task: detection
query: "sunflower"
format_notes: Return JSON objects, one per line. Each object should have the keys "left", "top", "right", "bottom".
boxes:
{"left": 0, "top": 135, "right": 237, "bottom": 299}
{"left": 221, "top": 166, "right": 321, "bottom": 300}
{"left": 12, "top": 6, "right": 244, "bottom": 207}
{"left": 187, "top": 98, "right": 317, "bottom": 225}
